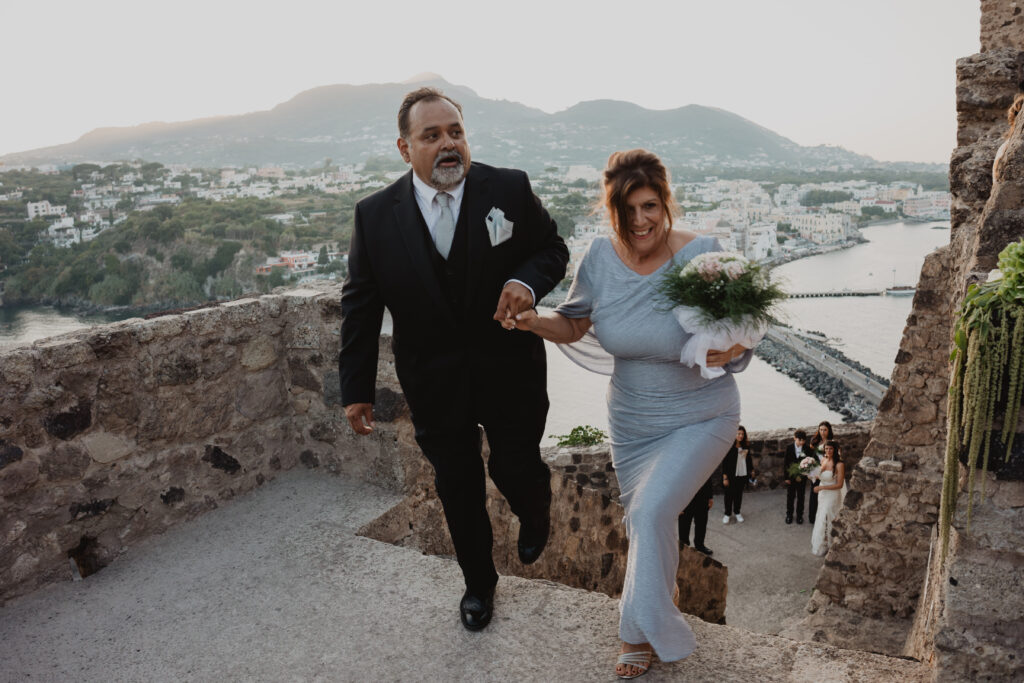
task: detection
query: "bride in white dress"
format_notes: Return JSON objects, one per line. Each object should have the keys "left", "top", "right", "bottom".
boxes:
{"left": 811, "top": 441, "right": 847, "bottom": 557}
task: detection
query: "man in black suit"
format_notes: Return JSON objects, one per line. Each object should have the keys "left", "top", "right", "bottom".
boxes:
{"left": 678, "top": 475, "right": 714, "bottom": 555}
{"left": 783, "top": 429, "right": 812, "bottom": 524}
{"left": 340, "top": 88, "right": 568, "bottom": 631}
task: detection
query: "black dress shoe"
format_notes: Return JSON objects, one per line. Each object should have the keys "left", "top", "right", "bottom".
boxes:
{"left": 517, "top": 509, "right": 551, "bottom": 565}
{"left": 785, "top": 515, "right": 793, "bottom": 524}
{"left": 796, "top": 516, "right": 804, "bottom": 524}
{"left": 695, "top": 545, "right": 714, "bottom": 556}
{"left": 460, "top": 586, "right": 495, "bottom": 631}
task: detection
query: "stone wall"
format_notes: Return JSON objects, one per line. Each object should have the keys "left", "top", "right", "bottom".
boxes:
{"left": 784, "top": 5, "right": 1024, "bottom": 665}
{"left": 0, "top": 284, "right": 416, "bottom": 604}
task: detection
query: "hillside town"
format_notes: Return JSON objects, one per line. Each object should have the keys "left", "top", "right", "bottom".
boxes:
{"left": 0, "top": 160, "right": 950, "bottom": 286}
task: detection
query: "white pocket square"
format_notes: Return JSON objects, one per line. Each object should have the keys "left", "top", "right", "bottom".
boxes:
{"left": 485, "top": 207, "right": 514, "bottom": 246}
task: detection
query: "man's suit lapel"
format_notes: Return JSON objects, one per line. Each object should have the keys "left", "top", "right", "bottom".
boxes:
{"left": 463, "top": 165, "right": 491, "bottom": 314}
{"left": 391, "top": 171, "right": 455, "bottom": 324}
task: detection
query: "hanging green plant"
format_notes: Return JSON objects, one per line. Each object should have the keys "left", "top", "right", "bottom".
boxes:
{"left": 940, "top": 238, "right": 1024, "bottom": 560}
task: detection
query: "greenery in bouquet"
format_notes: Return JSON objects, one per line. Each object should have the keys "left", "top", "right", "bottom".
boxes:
{"left": 787, "top": 456, "right": 817, "bottom": 481}
{"left": 656, "top": 251, "right": 786, "bottom": 326}
{"left": 940, "top": 237, "right": 1024, "bottom": 559}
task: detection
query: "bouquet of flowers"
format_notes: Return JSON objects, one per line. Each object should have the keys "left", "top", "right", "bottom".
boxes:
{"left": 787, "top": 456, "right": 818, "bottom": 481}
{"left": 657, "top": 251, "right": 785, "bottom": 378}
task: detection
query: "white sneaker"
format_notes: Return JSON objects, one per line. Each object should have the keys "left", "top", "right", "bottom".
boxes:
{"left": 722, "top": 515, "right": 730, "bottom": 524}
{"left": 736, "top": 514, "right": 745, "bottom": 523}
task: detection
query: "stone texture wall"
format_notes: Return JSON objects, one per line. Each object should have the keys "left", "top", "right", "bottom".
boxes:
{"left": 0, "top": 285, "right": 413, "bottom": 604}
{"left": 784, "top": 7, "right": 1024, "bottom": 665}
{"left": 981, "top": 0, "right": 1024, "bottom": 51}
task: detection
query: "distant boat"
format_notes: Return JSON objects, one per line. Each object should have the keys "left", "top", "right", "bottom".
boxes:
{"left": 886, "top": 286, "right": 915, "bottom": 296}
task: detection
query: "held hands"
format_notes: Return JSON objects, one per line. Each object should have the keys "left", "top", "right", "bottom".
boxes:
{"left": 344, "top": 403, "right": 375, "bottom": 435}
{"left": 705, "top": 343, "right": 747, "bottom": 368}
{"left": 493, "top": 282, "right": 533, "bottom": 328}
{"left": 502, "top": 308, "right": 539, "bottom": 331}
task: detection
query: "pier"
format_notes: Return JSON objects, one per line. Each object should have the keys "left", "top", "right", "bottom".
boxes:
{"left": 765, "top": 326, "right": 888, "bottom": 404}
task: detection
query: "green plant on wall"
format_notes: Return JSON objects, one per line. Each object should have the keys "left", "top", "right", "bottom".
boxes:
{"left": 940, "top": 238, "right": 1024, "bottom": 559}
{"left": 549, "top": 425, "right": 608, "bottom": 447}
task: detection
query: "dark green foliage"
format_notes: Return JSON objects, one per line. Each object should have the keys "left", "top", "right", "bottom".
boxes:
{"left": 549, "top": 425, "right": 608, "bottom": 447}
{"left": 860, "top": 205, "right": 888, "bottom": 218}
{"left": 800, "top": 190, "right": 853, "bottom": 206}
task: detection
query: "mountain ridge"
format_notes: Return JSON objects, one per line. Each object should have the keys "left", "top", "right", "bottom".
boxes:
{"left": 1, "top": 76, "right": 941, "bottom": 173}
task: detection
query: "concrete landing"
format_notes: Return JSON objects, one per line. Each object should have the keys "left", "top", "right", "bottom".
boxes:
{"left": 1, "top": 470, "right": 928, "bottom": 682}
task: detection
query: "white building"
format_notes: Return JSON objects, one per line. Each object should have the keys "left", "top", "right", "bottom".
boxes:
{"left": 745, "top": 222, "right": 778, "bottom": 261}
{"left": 792, "top": 213, "right": 851, "bottom": 244}
{"left": 903, "top": 191, "right": 951, "bottom": 220}
{"left": 27, "top": 200, "right": 67, "bottom": 219}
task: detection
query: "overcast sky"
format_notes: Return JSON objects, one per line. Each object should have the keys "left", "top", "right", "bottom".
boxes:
{"left": 1, "top": 0, "right": 979, "bottom": 164}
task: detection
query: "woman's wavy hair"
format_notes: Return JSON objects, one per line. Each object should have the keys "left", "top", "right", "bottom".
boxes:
{"left": 736, "top": 425, "right": 749, "bottom": 449}
{"left": 1006, "top": 93, "right": 1024, "bottom": 138}
{"left": 601, "top": 149, "right": 679, "bottom": 252}
{"left": 824, "top": 439, "right": 843, "bottom": 465}
{"left": 811, "top": 420, "right": 834, "bottom": 448}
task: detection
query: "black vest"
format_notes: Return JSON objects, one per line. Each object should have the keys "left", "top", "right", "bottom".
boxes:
{"left": 419, "top": 199, "right": 470, "bottom": 321}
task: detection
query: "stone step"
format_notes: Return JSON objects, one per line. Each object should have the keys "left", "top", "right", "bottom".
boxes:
{"left": 0, "top": 469, "right": 928, "bottom": 682}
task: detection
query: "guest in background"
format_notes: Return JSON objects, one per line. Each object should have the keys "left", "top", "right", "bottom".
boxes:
{"left": 807, "top": 421, "right": 833, "bottom": 524}
{"left": 721, "top": 426, "right": 753, "bottom": 524}
{"left": 679, "top": 475, "right": 714, "bottom": 556}
{"left": 783, "top": 429, "right": 813, "bottom": 524}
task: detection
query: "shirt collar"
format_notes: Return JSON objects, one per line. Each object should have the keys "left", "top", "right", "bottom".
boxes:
{"left": 411, "top": 170, "right": 467, "bottom": 207}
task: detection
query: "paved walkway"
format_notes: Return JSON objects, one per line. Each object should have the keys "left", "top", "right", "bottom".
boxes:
{"left": 1, "top": 470, "right": 926, "bottom": 682}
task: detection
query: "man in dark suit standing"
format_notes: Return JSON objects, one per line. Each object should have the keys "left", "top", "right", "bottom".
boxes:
{"left": 783, "top": 429, "right": 812, "bottom": 524}
{"left": 340, "top": 88, "right": 568, "bottom": 632}
{"left": 678, "top": 475, "right": 714, "bottom": 555}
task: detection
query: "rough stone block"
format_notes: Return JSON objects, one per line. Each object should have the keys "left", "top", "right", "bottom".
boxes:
{"left": 80, "top": 432, "right": 135, "bottom": 464}
{"left": 240, "top": 337, "right": 277, "bottom": 371}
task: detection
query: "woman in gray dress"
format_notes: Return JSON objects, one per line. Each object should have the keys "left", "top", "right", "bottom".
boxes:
{"left": 510, "top": 149, "right": 755, "bottom": 678}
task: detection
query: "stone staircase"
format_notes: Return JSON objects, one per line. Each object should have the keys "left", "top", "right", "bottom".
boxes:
{"left": 0, "top": 469, "right": 928, "bottom": 682}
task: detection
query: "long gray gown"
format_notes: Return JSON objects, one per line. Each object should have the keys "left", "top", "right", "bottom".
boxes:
{"left": 555, "top": 235, "right": 753, "bottom": 662}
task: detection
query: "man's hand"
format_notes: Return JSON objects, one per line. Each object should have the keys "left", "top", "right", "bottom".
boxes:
{"left": 707, "top": 498, "right": 713, "bottom": 511}
{"left": 344, "top": 403, "right": 375, "bottom": 435}
{"left": 493, "top": 281, "right": 533, "bottom": 325}
{"left": 706, "top": 343, "right": 747, "bottom": 368}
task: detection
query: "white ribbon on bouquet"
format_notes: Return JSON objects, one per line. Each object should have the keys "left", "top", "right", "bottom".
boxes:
{"left": 672, "top": 305, "right": 766, "bottom": 379}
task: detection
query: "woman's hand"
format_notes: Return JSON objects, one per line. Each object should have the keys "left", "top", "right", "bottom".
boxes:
{"left": 813, "top": 485, "right": 821, "bottom": 493}
{"left": 706, "top": 343, "right": 747, "bottom": 367}
{"left": 503, "top": 308, "right": 539, "bottom": 331}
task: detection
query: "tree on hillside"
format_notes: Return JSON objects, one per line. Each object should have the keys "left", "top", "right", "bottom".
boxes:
{"left": 318, "top": 245, "right": 329, "bottom": 265}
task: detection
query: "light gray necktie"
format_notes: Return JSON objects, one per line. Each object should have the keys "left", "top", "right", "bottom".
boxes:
{"left": 434, "top": 192, "right": 455, "bottom": 259}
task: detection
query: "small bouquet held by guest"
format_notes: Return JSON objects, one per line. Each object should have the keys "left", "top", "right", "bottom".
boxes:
{"left": 787, "top": 456, "right": 818, "bottom": 482}
{"left": 657, "top": 251, "right": 786, "bottom": 378}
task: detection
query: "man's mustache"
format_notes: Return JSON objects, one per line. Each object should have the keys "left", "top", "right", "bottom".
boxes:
{"left": 434, "top": 151, "right": 464, "bottom": 168}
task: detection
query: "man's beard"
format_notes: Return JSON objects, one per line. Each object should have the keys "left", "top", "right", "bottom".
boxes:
{"left": 431, "top": 150, "right": 467, "bottom": 190}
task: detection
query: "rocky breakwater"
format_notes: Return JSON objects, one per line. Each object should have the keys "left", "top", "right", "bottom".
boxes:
{"left": 755, "top": 330, "right": 887, "bottom": 423}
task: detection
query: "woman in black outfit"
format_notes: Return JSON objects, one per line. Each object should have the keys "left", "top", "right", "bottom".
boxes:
{"left": 721, "top": 425, "right": 754, "bottom": 523}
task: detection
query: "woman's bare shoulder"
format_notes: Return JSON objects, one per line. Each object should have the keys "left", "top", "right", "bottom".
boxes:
{"left": 669, "top": 229, "right": 701, "bottom": 251}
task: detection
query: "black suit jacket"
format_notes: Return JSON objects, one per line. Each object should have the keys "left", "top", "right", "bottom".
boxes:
{"left": 721, "top": 445, "right": 753, "bottom": 482}
{"left": 339, "top": 163, "right": 568, "bottom": 426}
{"left": 783, "top": 443, "right": 815, "bottom": 481}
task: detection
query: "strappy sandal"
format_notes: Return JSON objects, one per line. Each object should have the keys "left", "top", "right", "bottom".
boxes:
{"left": 615, "top": 650, "right": 652, "bottom": 679}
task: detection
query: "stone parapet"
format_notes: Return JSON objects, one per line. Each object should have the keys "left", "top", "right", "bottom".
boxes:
{"left": 0, "top": 283, "right": 379, "bottom": 603}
